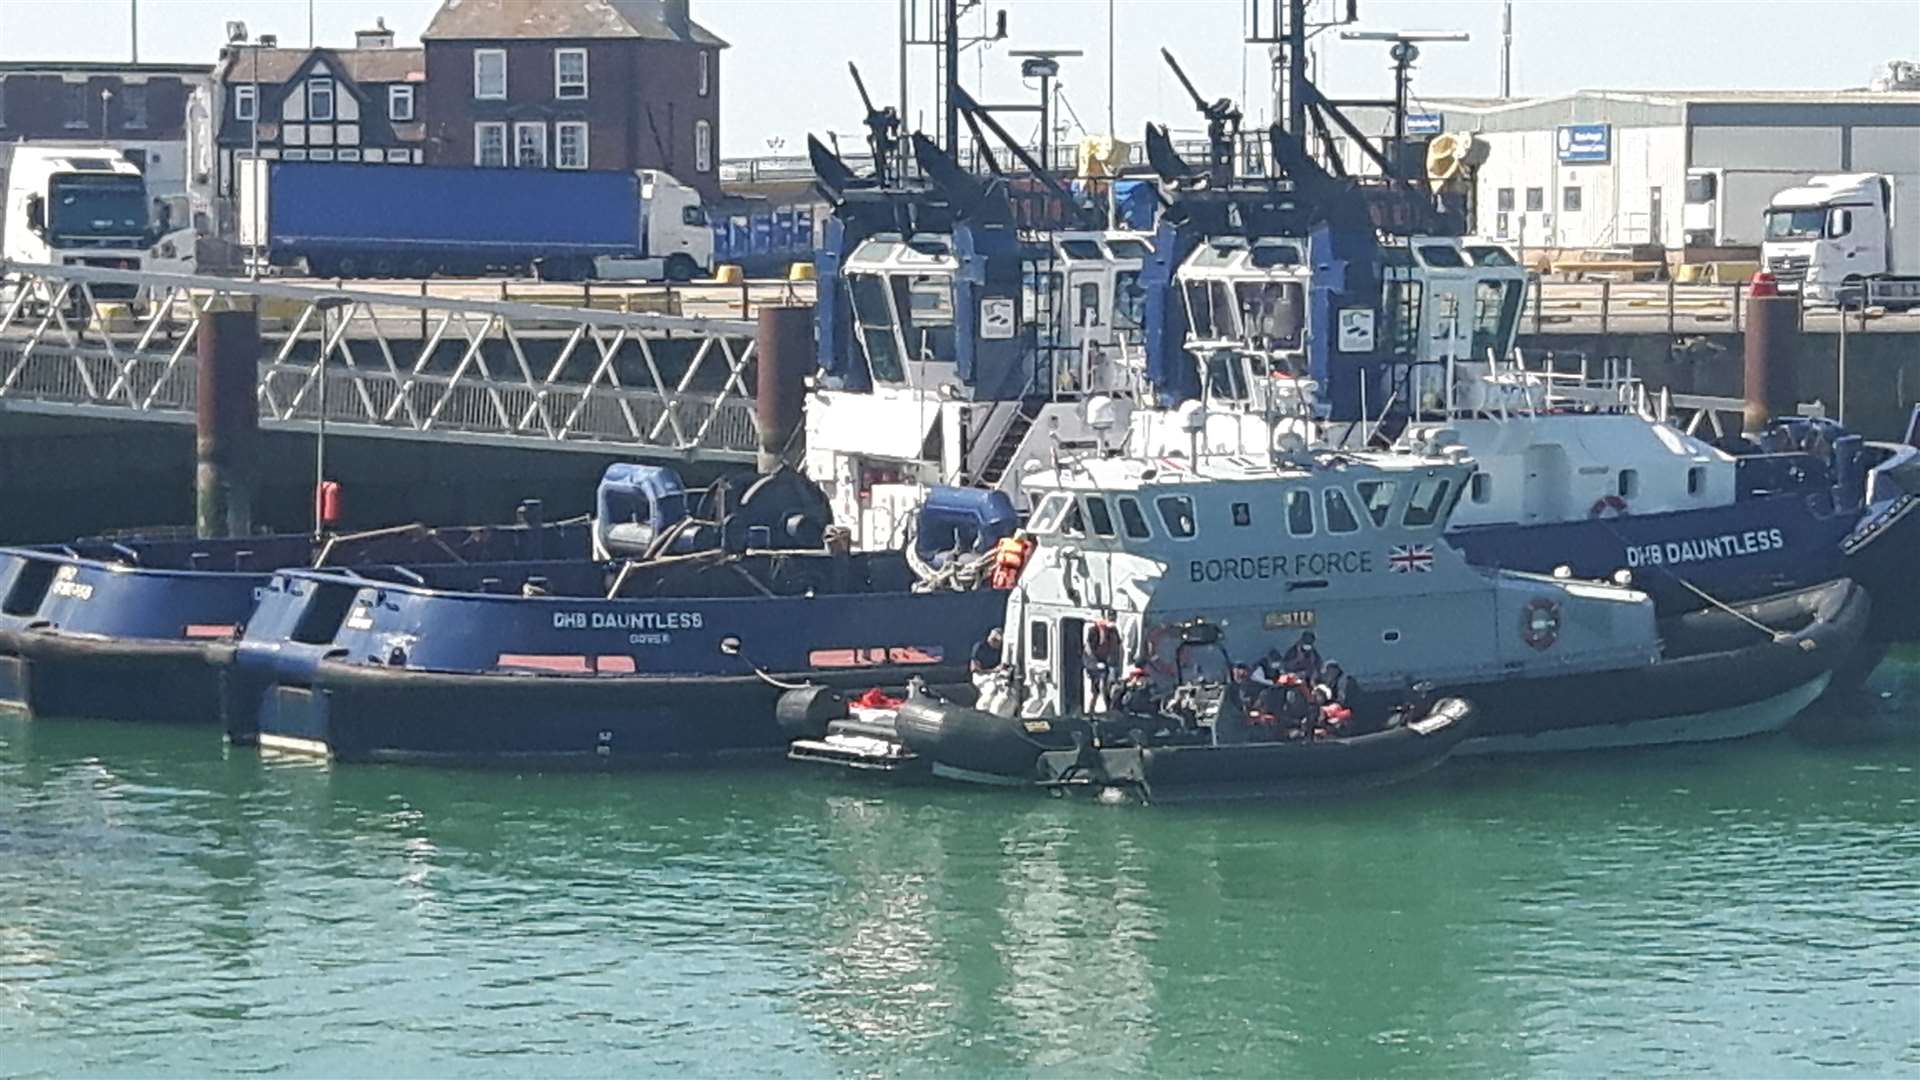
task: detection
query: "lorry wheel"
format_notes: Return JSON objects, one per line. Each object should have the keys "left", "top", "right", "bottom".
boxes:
{"left": 335, "top": 256, "right": 361, "bottom": 281}
{"left": 666, "top": 254, "right": 699, "bottom": 282}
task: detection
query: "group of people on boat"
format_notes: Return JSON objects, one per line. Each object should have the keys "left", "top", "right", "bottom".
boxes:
{"left": 1231, "top": 632, "right": 1357, "bottom": 741}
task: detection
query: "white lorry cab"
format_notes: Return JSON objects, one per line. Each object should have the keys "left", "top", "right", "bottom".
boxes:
{"left": 0, "top": 145, "right": 172, "bottom": 294}
{"left": 592, "top": 169, "right": 713, "bottom": 282}
{"left": 1762, "top": 172, "right": 1920, "bottom": 310}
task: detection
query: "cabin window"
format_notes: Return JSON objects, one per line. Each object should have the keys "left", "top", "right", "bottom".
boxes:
{"left": 1029, "top": 493, "right": 1070, "bottom": 534}
{"left": 1029, "top": 621, "right": 1049, "bottom": 661}
{"left": 1235, "top": 281, "right": 1304, "bottom": 349}
{"left": 847, "top": 273, "right": 905, "bottom": 383}
{"left": 1617, "top": 469, "right": 1639, "bottom": 499}
{"left": 1231, "top": 502, "right": 1251, "bottom": 527}
{"left": 1470, "top": 472, "right": 1492, "bottom": 504}
{"left": 1403, "top": 477, "right": 1453, "bottom": 529}
{"left": 1384, "top": 278, "right": 1422, "bottom": 358}
{"left": 1084, "top": 497, "right": 1116, "bottom": 537}
{"left": 1286, "top": 490, "right": 1315, "bottom": 537}
{"left": 1687, "top": 466, "right": 1705, "bottom": 497}
{"left": 1156, "top": 495, "right": 1196, "bottom": 539}
{"left": 897, "top": 274, "right": 956, "bottom": 363}
{"left": 1472, "top": 280, "right": 1523, "bottom": 359}
{"left": 1108, "top": 238, "right": 1151, "bottom": 259}
{"left": 1113, "top": 270, "right": 1146, "bottom": 330}
{"left": 1059, "top": 239, "right": 1103, "bottom": 260}
{"left": 1356, "top": 480, "right": 1398, "bottom": 527}
{"left": 1061, "top": 501, "right": 1086, "bottom": 537}
{"left": 1077, "top": 282, "right": 1102, "bottom": 327}
{"left": 1117, "top": 496, "right": 1152, "bottom": 539}
{"left": 1324, "top": 488, "right": 1361, "bottom": 533}
{"left": 1203, "top": 350, "right": 1248, "bottom": 401}
{"left": 1183, "top": 280, "right": 1218, "bottom": 338}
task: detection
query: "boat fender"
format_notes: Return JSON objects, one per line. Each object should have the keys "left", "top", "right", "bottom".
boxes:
{"left": 1589, "top": 494, "right": 1629, "bottom": 519}
{"left": 1521, "top": 597, "right": 1561, "bottom": 650}
{"left": 775, "top": 685, "right": 850, "bottom": 741}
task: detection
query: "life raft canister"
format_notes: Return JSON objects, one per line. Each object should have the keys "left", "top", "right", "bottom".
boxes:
{"left": 1521, "top": 597, "right": 1562, "bottom": 650}
{"left": 988, "top": 536, "right": 1033, "bottom": 589}
{"left": 1589, "top": 494, "right": 1629, "bottom": 519}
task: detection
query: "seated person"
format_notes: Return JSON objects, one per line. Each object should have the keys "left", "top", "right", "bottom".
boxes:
{"left": 1282, "top": 631, "right": 1324, "bottom": 680}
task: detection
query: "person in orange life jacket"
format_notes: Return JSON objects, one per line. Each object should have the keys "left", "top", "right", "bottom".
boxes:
{"left": 988, "top": 529, "right": 1035, "bottom": 589}
{"left": 1084, "top": 620, "right": 1122, "bottom": 711}
{"left": 970, "top": 627, "right": 1004, "bottom": 674}
{"left": 1282, "top": 631, "right": 1324, "bottom": 680}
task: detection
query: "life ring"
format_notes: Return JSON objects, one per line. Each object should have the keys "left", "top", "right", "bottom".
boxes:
{"left": 1521, "top": 597, "right": 1561, "bottom": 651}
{"left": 1589, "top": 494, "right": 1629, "bottom": 519}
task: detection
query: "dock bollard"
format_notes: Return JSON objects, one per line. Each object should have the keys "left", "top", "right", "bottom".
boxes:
{"left": 1742, "top": 272, "right": 1800, "bottom": 432}
{"left": 195, "top": 309, "right": 262, "bottom": 539}
{"left": 755, "top": 304, "right": 815, "bottom": 474}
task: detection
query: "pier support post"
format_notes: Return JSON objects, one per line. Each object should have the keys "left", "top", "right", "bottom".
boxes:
{"left": 195, "top": 308, "right": 261, "bottom": 538}
{"left": 1742, "top": 283, "right": 1801, "bottom": 432}
{"left": 755, "top": 304, "right": 814, "bottom": 474}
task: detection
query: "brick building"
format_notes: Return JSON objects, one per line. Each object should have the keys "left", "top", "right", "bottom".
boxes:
{"left": 0, "top": 61, "right": 212, "bottom": 195}
{"left": 418, "top": 0, "right": 726, "bottom": 200}
{"left": 213, "top": 21, "right": 428, "bottom": 201}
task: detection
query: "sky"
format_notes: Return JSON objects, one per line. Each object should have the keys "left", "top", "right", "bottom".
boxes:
{"left": 2, "top": 0, "right": 1916, "bottom": 154}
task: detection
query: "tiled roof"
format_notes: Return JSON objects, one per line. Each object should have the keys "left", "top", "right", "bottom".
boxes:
{"left": 422, "top": 0, "right": 726, "bottom": 48}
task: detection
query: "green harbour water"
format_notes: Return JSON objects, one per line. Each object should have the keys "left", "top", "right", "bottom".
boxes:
{"left": 2, "top": 674, "right": 1917, "bottom": 1077}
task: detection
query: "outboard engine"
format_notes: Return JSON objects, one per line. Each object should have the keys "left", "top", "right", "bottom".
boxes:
{"left": 914, "top": 486, "right": 1017, "bottom": 568}
{"left": 595, "top": 464, "right": 697, "bottom": 558}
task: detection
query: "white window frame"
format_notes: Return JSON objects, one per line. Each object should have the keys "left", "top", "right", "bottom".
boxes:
{"left": 697, "top": 51, "right": 710, "bottom": 97}
{"left": 233, "top": 84, "right": 258, "bottom": 122}
{"left": 307, "top": 76, "right": 335, "bottom": 122}
{"left": 555, "top": 48, "right": 588, "bottom": 100}
{"left": 514, "top": 121, "right": 548, "bottom": 168}
{"left": 694, "top": 119, "right": 712, "bottom": 173}
{"left": 474, "top": 121, "right": 507, "bottom": 167}
{"left": 473, "top": 49, "right": 507, "bottom": 100}
{"left": 555, "top": 121, "right": 589, "bottom": 170}
{"left": 388, "top": 84, "right": 414, "bottom": 121}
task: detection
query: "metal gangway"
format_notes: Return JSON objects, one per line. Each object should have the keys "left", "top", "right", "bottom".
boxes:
{"left": 0, "top": 262, "right": 767, "bottom": 463}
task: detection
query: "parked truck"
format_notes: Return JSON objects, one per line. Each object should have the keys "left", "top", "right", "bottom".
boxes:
{"left": 237, "top": 161, "right": 712, "bottom": 281}
{"left": 1762, "top": 172, "right": 1920, "bottom": 310}
{"left": 0, "top": 144, "right": 173, "bottom": 296}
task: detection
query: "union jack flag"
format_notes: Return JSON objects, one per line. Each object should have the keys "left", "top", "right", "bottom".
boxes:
{"left": 1387, "top": 543, "right": 1434, "bottom": 573}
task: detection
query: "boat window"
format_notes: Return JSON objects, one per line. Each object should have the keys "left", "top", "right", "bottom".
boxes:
{"left": 1232, "top": 502, "right": 1251, "bottom": 527}
{"left": 1029, "top": 621, "right": 1049, "bottom": 661}
{"left": 1472, "top": 279, "right": 1524, "bottom": 359}
{"left": 1059, "top": 238, "right": 1104, "bottom": 261}
{"left": 1417, "top": 244, "right": 1468, "bottom": 268}
{"left": 1324, "top": 488, "right": 1360, "bottom": 533}
{"left": 1379, "top": 247, "right": 1414, "bottom": 269}
{"left": 1384, "top": 278, "right": 1422, "bottom": 358}
{"left": 1156, "top": 495, "right": 1197, "bottom": 538}
{"left": 1113, "top": 270, "right": 1146, "bottom": 330}
{"left": 1403, "top": 476, "right": 1453, "bottom": 529}
{"left": 1107, "top": 237, "right": 1152, "bottom": 260}
{"left": 1061, "top": 500, "right": 1087, "bottom": 537}
{"left": 1466, "top": 244, "right": 1518, "bottom": 267}
{"left": 1356, "top": 480, "right": 1398, "bottom": 527}
{"left": 1084, "top": 496, "right": 1116, "bottom": 537}
{"left": 1203, "top": 348, "right": 1249, "bottom": 401}
{"left": 1470, "top": 472, "right": 1492, "bottom": 504}
{"left": 900, "top": 274, "right": 957, "bottom": 364}
{"left": 1029, "top": 493, "right": 1070, "bottom": 534}
{"left": 1618, "top": 469, "right": 1639, "bottom": 499}
{"left": 1183, "top": 279, "right": 1219, "bottom": 338}
{"left": 1235, "top": 281, "right": 1304, "bottom": 349}
{"left": 848, "top": 272, "right": 905, "bottom": 383}
{"left": 1249, "top": 241, "right": 1301, "bottom": 268}
{"left": 1687, "top": 466, "right": 1705, "bottom": 496}
{"left": 1286, "top": 489, "right": 1316, "bottom": 537}
{"left": 1432, "top": 292, "right": 1461, "bottom": 342}
{"left": 1077, "top": 282, "right": 1103, "bottom": 327}
{"left": 1117, "top": 496, "right": 1152, "bottom": 538}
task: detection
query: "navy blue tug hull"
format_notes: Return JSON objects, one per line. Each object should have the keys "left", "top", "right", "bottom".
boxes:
{"left": 0, "top": 627, "right": 234, "bottom": 729}
{"left": 1448, "top": 492, "right": 1851, "bottom": 615}
{"left": 233, "top": 660, "right": 976, "bottom": 767}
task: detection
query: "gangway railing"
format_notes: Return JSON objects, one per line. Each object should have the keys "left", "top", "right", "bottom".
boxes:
{"left": 0, "top": 262, "right": 764, "bottom": 461}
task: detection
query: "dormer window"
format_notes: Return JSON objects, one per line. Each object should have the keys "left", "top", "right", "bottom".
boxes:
{"left": 388, "top": 84, "right": 414, "bottom": 121}
{"left": 307, "top": 77, "right": 335, "bottom": 122}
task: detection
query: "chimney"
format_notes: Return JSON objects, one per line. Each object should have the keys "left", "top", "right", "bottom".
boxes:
{"left": 663, "top": 0, "right": 691, "bottom": 39}
{"left": 355, "top": 16, "right": 395, "bottom": 50}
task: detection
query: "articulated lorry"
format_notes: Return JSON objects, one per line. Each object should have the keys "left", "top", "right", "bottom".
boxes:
{"left": 1762, "top": 172, "right": 1920, "bottom": 310}
{"left": 0, "top": 144, "right": 174, "bottom": 296}
{"left": 238, "top": 161, "right": 712, "bottom": 281}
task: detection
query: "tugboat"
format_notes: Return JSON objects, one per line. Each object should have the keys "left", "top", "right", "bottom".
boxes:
{"left": 0, "top": 504, "right": 585, "bottom": 726}
{"left": 217, "top": 465, "right": 1013, "bottom": 766}
{"left": 787, "top": 417, "right": 1867, "bottom": 778}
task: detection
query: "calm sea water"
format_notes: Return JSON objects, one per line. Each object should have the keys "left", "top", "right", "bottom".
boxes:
{"left": 2, "top": 673, "right": 1917, "bottom": 1077}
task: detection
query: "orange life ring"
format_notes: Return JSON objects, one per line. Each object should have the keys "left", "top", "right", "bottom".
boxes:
{"left": 1589, "top": 494, "right": 1629, "bottom": 519}
{"left": 1521, "top": 597, "right": 1562, "bottom": 650}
